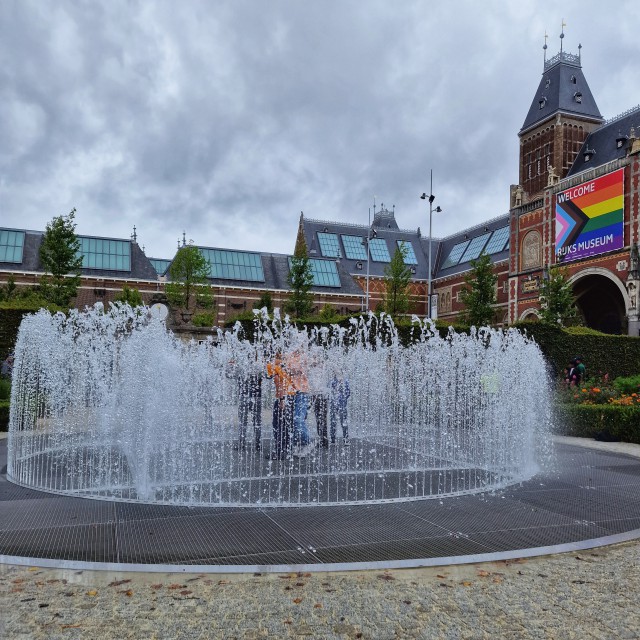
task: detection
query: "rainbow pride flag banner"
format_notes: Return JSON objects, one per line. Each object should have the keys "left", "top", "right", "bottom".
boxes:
{"left": 555, "top": 168, "right": 624, "bottom": 263}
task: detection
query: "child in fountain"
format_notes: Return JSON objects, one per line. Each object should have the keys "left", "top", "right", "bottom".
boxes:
{"left": 266, "top": 348, "right": 311, "bottom": 459}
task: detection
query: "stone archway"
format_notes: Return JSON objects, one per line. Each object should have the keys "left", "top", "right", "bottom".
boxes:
{"left": 568, "top": 268, "right": 629, "bottom": 335}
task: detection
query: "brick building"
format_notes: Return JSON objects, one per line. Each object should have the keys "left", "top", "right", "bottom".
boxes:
{"left": 1, "top": 42, "right": 639, "bottom": 334}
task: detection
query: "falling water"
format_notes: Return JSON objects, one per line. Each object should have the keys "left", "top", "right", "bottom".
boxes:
{"left": 7, "top": 304, "right": 552, "bottom": 506}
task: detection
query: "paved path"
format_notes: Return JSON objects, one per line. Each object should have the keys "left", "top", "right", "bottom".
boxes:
{"left": 1, "top": 437, "right": 639, "bottom": 639}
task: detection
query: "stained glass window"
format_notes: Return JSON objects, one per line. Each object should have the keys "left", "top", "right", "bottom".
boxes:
{"left": 78, "top": 237, "right": 131, "bottom": 271}
{"left": 0, "top": 229, "right": 25, "bottom": 263}
{"left": 200, "top": 249, "right": 265, "bottom": 281}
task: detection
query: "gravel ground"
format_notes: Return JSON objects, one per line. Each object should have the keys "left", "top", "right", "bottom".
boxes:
{"left": 2, "top": 436, "right": 639, "bottom": 639}
{"left": 2, "top": 539, "right": 639, "bottom": 639}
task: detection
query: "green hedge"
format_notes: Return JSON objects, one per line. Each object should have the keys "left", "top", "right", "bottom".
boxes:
{"left": 513, "top": 322, "right": 640, "bottom": 380}
{"left": 555, "top": 403, "right": 640, "bottom": 444}
{"left": 0, "top": 399, "right": 9, "bottom": 433}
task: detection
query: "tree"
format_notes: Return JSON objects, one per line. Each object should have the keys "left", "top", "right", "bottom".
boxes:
{"left": 383, "top": 244, "right": 411, "bottom": 316}
{"left": 286, "top": 236, "right": 314, "bottom": 319}
{"left": 459, "top": 252, "right": 497, "bottom": 326}
{"left": 538, "top": 266, "right": 579, "bottom": 326}
{"left": 253, "top": 291, "right": 274, "bottom": 313}
{"left": 114, "top": 285, "right": 144, "bottom": 307}
{"left": 165, "top": 244, "right": 213, "bottom": 311}
{"left": 39, "top": 209, "right": 83, "bottom": 306}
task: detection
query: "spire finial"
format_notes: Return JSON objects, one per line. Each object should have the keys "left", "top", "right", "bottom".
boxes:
{"left": 182, "top": 231, "right": 186, "bottom": 247}
{"left": 578, "top": 42, "right": 582, "bottom": 63}
{"left": 560, "top": 19, "right": 566, "bottom": 53}
{"left": 543, "top": 31, "right": 548, "bottom": 67}
{"left": 131, "top": 225, "right": 137, "bottom": 243}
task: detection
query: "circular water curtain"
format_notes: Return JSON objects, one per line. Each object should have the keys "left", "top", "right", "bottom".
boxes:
{"left": 7, "top": 305, "right": 552, "bottom": 507}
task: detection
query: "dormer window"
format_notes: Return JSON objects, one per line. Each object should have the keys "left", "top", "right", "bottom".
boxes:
{"left": 583, "top": 147, "right": 596, "bottom": 162}
{"left": 538, "top": 96, "right": 547, "bottom": 110}
{"left": 570, "top": 75, "right": 577, "bottom": 84}
{"left": 545, "top": 78, "right": 551, "bottom": 88}
{"left": 616, "top": 135, "right": 628, "bottom": 149}
{"left": 574, "top": 91, "right": 583, "bottom": 103}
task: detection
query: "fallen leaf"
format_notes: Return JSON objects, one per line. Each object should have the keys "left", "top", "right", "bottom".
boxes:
{"left": 39, "top": 603, "right": 49, "bottom": 608}
{"left": 217, "top": 580, "right": 229, "bottom": 585}
{"left": 572, "top": 580, "right": 586, "bottom": 584}
{"left": 28, "top": 567, "right": 38, "bottom": 572}
{"left": 180, "top": 590, "right": 192, "bottom": 596}
{"left": 295, "top": 582, "right": 305, "bottom": 587}
{"left": 121, "top": 589, "right": 134, "bottom": 597}
{"left": 168, "top": 584, "right": 186, "bottom": 590}
{"left": 283, "top": 620, "right": 292, "bottom": 625}
{"left": 403, "top": 600, "right": 412, "bottom": 605}
{"left": 436, "top": 574, "right": 446, "bottom": 579}
{"left": 477, "top": 570, "right": 491, "bottom": 577}
{"left": 12, "top": 579, "right": 25, "bottom": 584}
{"left": 314, "top": 603, "right": 323, "bottom": 609}
{"left": 108, "top": 579, "right": 131, "bottom": 587}
{"left": 377, "top": 574, "right": 395, "bottom": 581}
{"left": 461, "top": 581, "right": 473, "bottom": 587}
{"left": 293, "top": 597, "right": 303, "bottom": 604}
{"left": 150, "top": 584, "right": 163, "bottom": 590}
{"left": 11, "top": 588, "right": 24, "bottom": 593}
{"left": 492, "top": 577, "right": 503, "bottom": 584}
{"left": 86, "top": 590, "right": 98, "bottom": 597}
{"left": 303, "top": 573, "right": 311, "bottom": 578}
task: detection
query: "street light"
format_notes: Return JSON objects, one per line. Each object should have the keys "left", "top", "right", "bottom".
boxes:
{"left": 362, "top": 208, "right": 378, "bottom": 311}
{"left": 421, "top": 170, "right": 442, "bottom": 319}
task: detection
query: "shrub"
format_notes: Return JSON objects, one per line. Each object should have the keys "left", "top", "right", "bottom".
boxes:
{"left": 0, "top": 399, "right": 9, "bottom": 432}
{"left": 612, "top": 374, "right": 640, "bottom": 395}
{"left": 555, "top": 403, "right": 640, "bottom": 444}
{"left": 192, "top": 312, "right": 216, "bottom": 328}
{"left": 0, "top": 378, "right": 10, "bottom": 400}
{"left": 512, "top": 321, "right": 640, "bottom": 380}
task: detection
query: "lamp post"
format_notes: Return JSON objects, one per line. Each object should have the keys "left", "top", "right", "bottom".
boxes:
{"left": 421, "top": 170, "right": 442, "bottom": 319}
{"left": 362, "top": 207, "right": 378, "bottom": 311}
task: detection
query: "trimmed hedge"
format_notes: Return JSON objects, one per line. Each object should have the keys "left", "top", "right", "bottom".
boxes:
{"left": 555, "top": 403, "right": 640, "bottom": 444}
{"left": 0, "top": 399, "right": 9, "bottom": 433}
{"left": 512, "top": 322, "right": 640, "bottom": 380}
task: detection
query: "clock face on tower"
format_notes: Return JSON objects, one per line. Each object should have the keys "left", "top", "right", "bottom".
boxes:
{"left": 150, "top": 303, "right": 169, "bottom": 321}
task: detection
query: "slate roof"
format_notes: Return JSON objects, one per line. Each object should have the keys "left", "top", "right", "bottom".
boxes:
{"left": 301, "top": 210, "right": 429, "bottom": 280}
{"left": 434, "top": 214, "right": 510, "bottom": 279}
{"left": 0, "top": 228, "right": 158, "bottom": 281}
{"left": 567, "top": 105, "right": 640, "bottom": 176}
{"left": 173, "top": 246, "right": 365, "bottom": 297}
{"left": 520, "top": 51, "right": 602, "bottom": 135}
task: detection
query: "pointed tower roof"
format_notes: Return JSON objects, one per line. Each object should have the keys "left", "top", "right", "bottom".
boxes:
{"left": 520, "top": 48, "right": 603, "bottom": 135}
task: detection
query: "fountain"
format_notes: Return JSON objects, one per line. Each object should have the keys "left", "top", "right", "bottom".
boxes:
{"left": 7, "top": 304, "right": 552, "bottom": 507}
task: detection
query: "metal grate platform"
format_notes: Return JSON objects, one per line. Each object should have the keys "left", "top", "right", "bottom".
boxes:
{"left": 2, "top": 440, "right": 640, "bottom": 569}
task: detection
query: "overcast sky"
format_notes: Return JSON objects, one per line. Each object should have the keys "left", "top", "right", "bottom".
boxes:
{"left": 2, "top": 1, "right": 639, "bottom": 260}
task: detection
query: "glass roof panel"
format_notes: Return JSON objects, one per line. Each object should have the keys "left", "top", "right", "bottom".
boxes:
{"left": 317, "top": 232, "right": 341, "bottom": 258}
{"left": 201, "top": 248, "right": 265, "bottom": 282}
{"left": 150, "top": 259, "right": 171, "bottom": 275}
{"left": 0, "top": 230, "right": 25, "bottom": 264}
{"left": 78, "top": 236, "right": 131, "bottom": 271}
{"left": 369, "top": 238, "right": 391, "bottom": 262}
{"left": 459, "top": 232, "right": 491, "bottom": 263}
{"left": 397, "top": 240, "right": 418, "bottom": 264}
{"left": 341, "top": 235, "right": 367, "bottom": 260}
{"left": 483, "top": 226, "right": 510, "bottom": 254}
{"left": 440, "top": 240, "right": 470, "bottom": 269}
